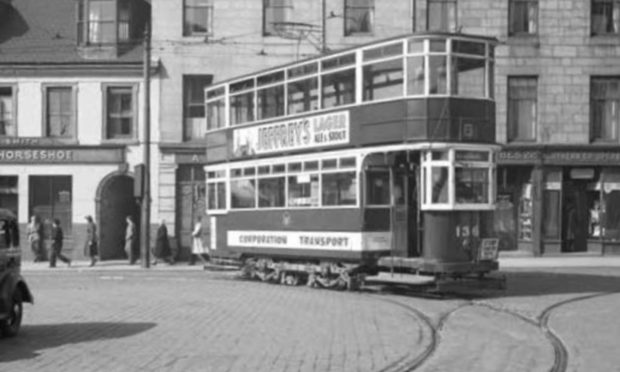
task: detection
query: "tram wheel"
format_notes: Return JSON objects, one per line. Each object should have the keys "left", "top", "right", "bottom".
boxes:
{"left": 0, "top": 290, "right": 23, "bottom": 338}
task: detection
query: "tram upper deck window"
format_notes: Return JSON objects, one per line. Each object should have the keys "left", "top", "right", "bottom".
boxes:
{"left": 322, "top": 69, "right": 356, "bottom": 109}
{"left": 287, "top": 77, "right": 318, "bottom": 115}
{"left": 363, "top": 58, "right": 404, "bottom": 102}
{"left": 257, "top": 85, "right": 284, "bottom": 120}
{"left": 206, "top": 86, "right": 226, "bottom": 130}
{"left": 429, "top": 56, "right": 447, "bottom": 94}
{"left": 230, "top": 78, "right": 255, "bottom": 126}
{"left": 451, "top": 57, "right": 485, "bottom": 97}
{"left": 407, "top": 56, "right": 425, "bottom": 95}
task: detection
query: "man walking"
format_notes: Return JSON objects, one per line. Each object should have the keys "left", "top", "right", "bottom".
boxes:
{"left": 50, "top": 219, "right": 71, "bottom": 268}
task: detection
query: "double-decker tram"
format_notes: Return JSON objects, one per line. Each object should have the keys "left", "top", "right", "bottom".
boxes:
{"left": 204, "top": 32, "right": 502, "bottom": 291}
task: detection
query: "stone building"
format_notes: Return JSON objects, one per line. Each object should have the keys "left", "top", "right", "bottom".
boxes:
{"left": 0, "top": 0, "right": 159, "bottom": 261}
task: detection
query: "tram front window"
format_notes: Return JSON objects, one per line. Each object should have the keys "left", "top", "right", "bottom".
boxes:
{"left": 431, "top": 167, "right": 449, "bottom": 203}
{"left": 366, "top": 170, "right": 390, "bottom": 205}
{"left": 455, "top": 168, "right": 489, "bottom": 203}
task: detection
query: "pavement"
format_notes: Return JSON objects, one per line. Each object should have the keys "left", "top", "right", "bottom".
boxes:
{"left": 18, "top": 255, "right": 620, "bottom": 272}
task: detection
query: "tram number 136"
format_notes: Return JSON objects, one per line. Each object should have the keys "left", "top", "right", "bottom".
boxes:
{"left": 456, "top": 225, "right": 480, "bottom": 238}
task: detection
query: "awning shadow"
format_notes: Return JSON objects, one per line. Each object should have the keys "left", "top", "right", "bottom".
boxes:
{"left": 0, "top": 322, "right": 156, "bottom": 362}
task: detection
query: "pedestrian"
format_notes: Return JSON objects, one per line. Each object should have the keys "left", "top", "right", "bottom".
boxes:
{"left": 27, "top": 215, "right": 42, "bottom": 262}
{"left": 125, "top": 216, "right": 138, "bottom": 265}
{"left": 152, "top": 219, "right": 172, "bottom": 265}
{"left": 84, "top": 215, "right": 98, "bottom": 267}
{"left": 50, "top": 219, "right": 71, "bottom": 268}
{"left": 190, "top": 216, "right": 209, "bottom": 269}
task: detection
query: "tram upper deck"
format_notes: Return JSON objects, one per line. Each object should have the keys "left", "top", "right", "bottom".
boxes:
{"left": 204, "top": 32, "right": 498, "bottom": 165}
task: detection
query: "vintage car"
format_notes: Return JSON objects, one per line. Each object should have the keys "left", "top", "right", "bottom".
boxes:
{"left": 0, "top": 208, "right": 34, "bottom": 337}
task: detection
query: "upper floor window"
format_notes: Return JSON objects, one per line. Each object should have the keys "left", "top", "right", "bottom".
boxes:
{"left": 0, "top": 86, "right": 16, "bottom": 137}
{"left": 184, "top": 0, "right": 214, "bottom": 36}
{"left": 104, "top": 85, "right": 137, "bottom": 140}
{"left": 45, "top": 86, "right": 76, "bottom": 139}
{"left": 77, "top": 0, "right": 133, "bottom": 45}
{"left": 184, "top": 75, "right": 213, "bottom": 141}
{"left": 509, "top": 0, "right": 538, "bottom": 36}
{"left": 592, "top": 0, "right": 620, "bottom": 35}
{"left": 591, "top": 77, "right": 620, "bottom": 141}
{"left": 427, "top": 0, "right": 457, "bottom": 32}
{"left": 507, "top": 77, "right": 537, "bottom": 142}
{"left": 344, "top": 0, "right": 374, "bottom": 36}
{"left": 263, "top": 0, "right": 293, "bottom": 36}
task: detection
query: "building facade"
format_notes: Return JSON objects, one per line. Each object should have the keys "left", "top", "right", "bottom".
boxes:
{"left": 154, "top": 0, "right": 620, "bottom": 258}
{"left": 0, "top": 0, "right": 160, "bottom": 261}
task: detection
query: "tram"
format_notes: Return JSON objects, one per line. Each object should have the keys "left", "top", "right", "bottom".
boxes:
{"left": 204, "top": 32, "right": 503, "bottom": 290}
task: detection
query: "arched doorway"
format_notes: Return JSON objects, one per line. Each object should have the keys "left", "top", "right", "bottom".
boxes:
{"left": 97, "top": 173, "right": 140, "bottom": 260}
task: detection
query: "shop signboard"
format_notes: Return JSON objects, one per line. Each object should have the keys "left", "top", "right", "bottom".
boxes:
{"left": 0, "top": 147, "right": 124, "bottom": 164}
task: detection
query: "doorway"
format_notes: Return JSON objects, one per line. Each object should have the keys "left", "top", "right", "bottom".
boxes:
{"left": 97, "top": 174, "right": 140, "bottom": 260}
{"left": 561, "top": 180, "right": 588, "bottom": 253}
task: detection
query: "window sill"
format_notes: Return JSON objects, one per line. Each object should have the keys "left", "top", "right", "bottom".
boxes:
{"left": 506, "top": 35, "right": 540, "bottom": 47}
{"left": 182, "top": 35, "right": 211, "bottom": 42}
{"left": 507, "top": 139, "right": 537, "bottom": 144}
{"left": 590, "top": 139, "right": 619, "bottom": 144}
{"left": 589, "top": 35, "right": 620, "bottom": 46}
{"left": 102, "top": 139, "right": 139, "bottom": 146}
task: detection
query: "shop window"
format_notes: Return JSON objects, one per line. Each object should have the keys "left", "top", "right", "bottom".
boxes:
{"left": 104, "top": 85, "right": 137, "bottom": 140}
{"left": 344, "top": 0, "right": 374, "bottom": 35}
{"left": 183, "top": 0, "right": 214, "bottom": 37}
{"left": 29, "top": 176, "right": 72, "bottom": 236}
{"left": 518, "top": 183, "right": 533, "bottom": 241}
{"left": 45, "top": 86, "right": 76, "bottom": 139}
{"left": 263, "top": 0, "right": 293, "bottom": 36}
{"left": 0, "top": 176, "right": 18, "bottom": 221}
{"left": 509, "top": 0, "right": 538, "bottom": 36}
{"left": 590, "top": 77, "right": 620, "bottom": 141}
{"left": 0, "top": 86, "right": 15, "bottom": 136}
{"left": 362, "top": 58, "right": 404, "bottom": 102}
{"left": 427, "top": 0, "right": 457, "bottom": 32}
{"left": 507, "top": 77, "right": 537, "bottom": 142}
{"left": 321, "top": 69, "right": 356, "bottom": 109}
{"left": 322, "top": 172, "right": 357, "bottom": 206}
{"left": 184, "top": 75, "right": 213, "bottom": 141}
{"left": 591, "top": 0, "right": 620, "bottom": 36}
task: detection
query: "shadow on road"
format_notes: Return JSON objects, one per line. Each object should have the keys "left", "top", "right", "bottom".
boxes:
{"left": 0, "top": 322, "right": 156, "bottom": 362}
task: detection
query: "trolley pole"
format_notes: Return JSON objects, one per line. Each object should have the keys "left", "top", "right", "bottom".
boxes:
{"left": 141, "top": 23, "right": 152, "bottom": 269}
{"left": 321, "top": 0, "right": 327, "bottom": 53}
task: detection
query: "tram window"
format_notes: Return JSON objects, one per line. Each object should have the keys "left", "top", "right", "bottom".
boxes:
{"left": 258, "top": 165, "right": 270, "bottom": 175}
{"left": 231, "top": 179, "right": 257, "bottom": 209}
{"left": 206, "top": 87, "right": 225, "bottom": 99}
{"left": 455, "top": 168, "right": 489, "bottom": 203}
{"left": 452, "top": 57, "right": 485, "bottom": 97}
{"left": 429, "top": 39, "right": 446, "bottom": 52}
{"left": 231, "top": 169, "right": 242, "bottom": 178}
{"left": 230, "top": 78, "right": 255, "bottom": 93}
{"left": 287, "top": 77, "right": 319, "bottom": 114}
{"left": 455, "top": 150, "right": 489, "bottom": 162}
{"left": 288, "top": 162, "right": 302, "bottom": 172}
{"left": 208, "top": 182, "right": 226, "bottom": 210}
{"left": 206, "top": 98, "right": 225, "bottom": 130}
{"left": 321, "top": 159, "right": 338, "bottom": 169}
{"left": 273, "top": 164, "right": 286, "bottom": 173}
{"left": 288, "top": 62, "right": 318, "bottom": 79}
{"left": 322, "top": 172, "right": 357, "bottom": 206}
{"left": 288, "top": 174, "right": 319, "bottom": 207}
{"left": 452, "top": 40, "right": 485, "bottom": 56}
{"left": 340, "top": 157, "right": 356, "bottom": 168}
{"left": 407, "top": 56, "right": 425, "bottom": 95}
{"left": 428, "top": 56, "right": 447, "bottom": 94}
{"left": 432, "top": 151, "right": 449, "bottom": 160}
{"left": 243, "top": 167, "right": 256, "bottom": 176}
{"left": 321, "top": 69, "right": 356, "bottom": 109}
{"left": 363, "top": 43, "right": 403, "bottom": 61}
{"left": 366, "top": 170, "right": 390, "bottom": 205}
{"left": 363, "top": 59, "right": 404, "bottom": 102}
{"left": 257, "top": 70, "right": 284, "bottom": 86}
{"left": 321, "top": 53, "right": 356, "bottom": 71}
{"left": 304, "top": 161, "right": 319, "bottom": 171}
{"left": 230, "top": 92, "right": 255, "bottom": 125}
{"left": 408, "top": 39, "right": 424, "bottom": 53}
{"left": 257, "top": 85, "right": 284, "bottom": 120}
{"left": 431, "top": 167, "right": 449, "bottom": 203}
{"left": 258, "top": 177, "right": 285, "bottom": 208}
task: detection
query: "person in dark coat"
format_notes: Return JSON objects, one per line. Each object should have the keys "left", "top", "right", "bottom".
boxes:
{"left": 152, "top": 219, "right": 172, "bottom": 265}
{"left": 50, "top": 218, "right": 71, "bottom": 268}
{"left": 84, "top": 215, "right": 98, "bottom": 267}
{"left": 125, "top": 215, "right": 138, "bottom": 265}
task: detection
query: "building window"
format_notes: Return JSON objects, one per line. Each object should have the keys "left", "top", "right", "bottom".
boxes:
{"left": 344, "top": 0, "right": 374, "bottom": 36}
{"left": 592, "top": 0, "right": 620, "bottom": 35}
{"left": 183, "top": 0, "right": 213, "bottom": 36}
{"left": 184, "top": 75, "right": 213, "bottom": 141}
{"left": 77, "top": 0, "right": 133, "bottom": 45}
{"left": 0, "top": 176, "right": 18, "bottom": 220}
{"left": 591, "top": 77, "right": 620, "bottom": 141}
{"left": 45, "top": 86, "right": 76, "bottom": 139}
{"left": 104, "top": 85, "right": 137, "bottom": 140}
{"left": 427, "top": 0, "right": 457, "bottom": 32}
{"left": 263, "top": 0, "right": 293, "bottom": 36}
{"left": 507, "top": 77, "right": 537, "bottom": 142}
{"left": 509, "top": 0, "right": 538, "bottom": 36}
{"left": 0, "top": 86, "right": 16, "bottom": 136}
{"left": 29, "top": 176, "right": 72, "bottom": 236}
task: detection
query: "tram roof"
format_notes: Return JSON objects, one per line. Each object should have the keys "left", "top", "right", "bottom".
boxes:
{"left": 208, "top": 32, "right": 499, "bottom": 88}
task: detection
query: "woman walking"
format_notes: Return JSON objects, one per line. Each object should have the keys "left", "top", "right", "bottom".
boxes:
{"left": 190, "top": 216, "right": 209, "bottom": 269}
{"left": 84, "top": 215, "right": 98, "bottom": 267}
{"left": 27, "top": 215, "right": 43, "bottom": 262}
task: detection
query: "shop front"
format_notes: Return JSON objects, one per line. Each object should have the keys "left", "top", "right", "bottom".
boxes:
{"left": 498, "top": 146, "right": 620, "bottom": 256}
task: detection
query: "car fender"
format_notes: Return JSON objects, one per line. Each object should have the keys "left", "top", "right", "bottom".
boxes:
{"left": 0, "top": 273, "right": 33, "bottom": 318}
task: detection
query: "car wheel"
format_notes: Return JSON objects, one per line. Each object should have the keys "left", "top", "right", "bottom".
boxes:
{"left": 1, "top": 290, "right": 23, "bottom": 338}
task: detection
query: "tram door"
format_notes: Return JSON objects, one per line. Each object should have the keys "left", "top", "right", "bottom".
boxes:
{"left": 391, "top": 167, "right": 419, "bottom": 258}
